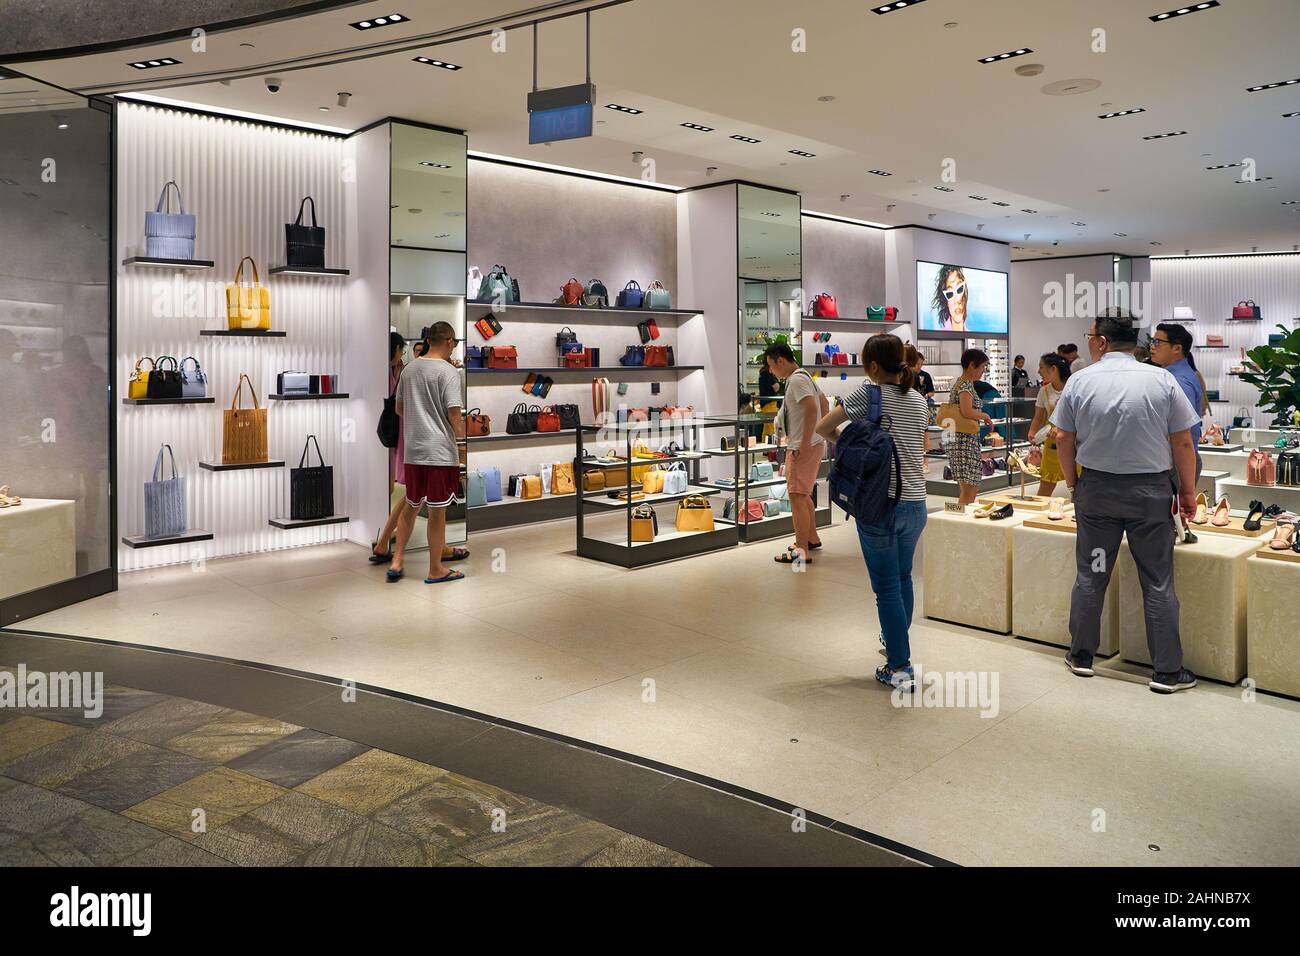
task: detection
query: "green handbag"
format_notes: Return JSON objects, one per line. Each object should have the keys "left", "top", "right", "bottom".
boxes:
{"left": 866, "top": 306, "right": 886, "bottom": 320}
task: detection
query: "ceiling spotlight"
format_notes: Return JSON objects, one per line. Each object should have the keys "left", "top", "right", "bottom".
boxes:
{"left": 1021, "top": 208, "right": 1039, "bottom": 214}
{"left": 705, "top": 166, "right": 718, "bottom": 177}
{"left": 318, "top": 107, "right": 330, "bottom": 112}
{"left": 631, "top": 151, "right": 644, "bottom": 165}
{"left": 867, "top": 169, "right": 892, "bottom": 177}
{"left": 57, "top": 123, "right": 68, "bottom": 130}
{"left": 419, "top": 161, "right": 452, "bottom": 168}
{"left": 1150, "top": 1, "right": 1219, "bottom": 20}
{"left": 1114, "top": 233, "right": 1128, "bottom": 237}
{"left": 979, "top": 48, "right": 1033, "bottom": 64}
{"left": 730, "top": 134, "right": 761, "bottom": 143}
{"left": 968, "top": 195, "right": 988, "bottom": 201}
{"left": 1281, "top": 200, "right": 1300, "bottom": 205}
{"left": 1247, "top": 77, "right": 1300, "bottom": 92}
{"left": 872, "top": 0, "right": 929, "bottom": 13}
{"left": 927, "top": 213, "right": 937, "bottom": 221}
{"left": 605, "top": 103, "right": 643, "bottom": 114}
{"left": 933, "top": 185, "right": 954, "bottom": 192}
{"left": 352, "top": 14, "right": 406, "bottom": 29}
{"left": 840, "top": 194, "right": 851, "bottom": 202}
{"left": 128, "top": 57, "right": 182, "bottom": 70}
{"left": 788, "top": 149, "right": 816, "bottom": 158}
{"left": 817, "top": 95, "right": 836, "bottom": 102}
{"left": 1098, "top": 108, "right": 1146, "bottom": 118}
{"left": 976, "top": 224, "right": 984, "bottom": 231}
{"left": 1150, "top": 241, "right": 1162, "bottom": 245}
{"left": 1206, "top": 162, "right": 1243, "bottom": 170}
{"left": 1071, "top": 220, "right": 1086, "bottom": 226}
{"left": 1143, "top": 130, "right": 1188, "bottom": 139}
{"left": 991, "top": 200, "right": 1011, "bottom": 207}
{"left": 680, "top": 122, "right": 714, "bottom": 131}
{"left": 413, "top": 56, "right": 461, "bottom": 70}
{"left": 337, "top": 92, "right": 351, "bottom": 107}
{"left": 1235, "top": 176, "right": 1274, "bottom": 183}
{"left": 886, "top": 203, "right": 897, "bottom": 212}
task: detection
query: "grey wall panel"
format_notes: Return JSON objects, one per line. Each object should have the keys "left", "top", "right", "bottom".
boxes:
{"left": 801, "top": 216, "right": 887, "bottom": 319}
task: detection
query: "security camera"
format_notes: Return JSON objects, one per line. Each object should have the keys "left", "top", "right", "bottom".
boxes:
{"left": 336, "top": 92, "right": 351, "bottom": 108}
{"left": 264, "top": 76, "right": 282, "bottom": 93}
{"left": 927, "top": 213, "right": 936, "bottom": 222}
{"left": 632, "top": 151, "right": 644, "bottom": 165}
{"left": 705, "top": 166, "right": 718, "bottom": 177}
{"left": 1051, "top": 240, "right": 1060, "bottom": 246}
{"left": 976, "top": 224, "right": 984, "bottom": 231}
{"left": 886, "top": 203, "right": 897, "bottom": 212}
{"left": 840, "top": 194, "right": 850, "bottom": 203}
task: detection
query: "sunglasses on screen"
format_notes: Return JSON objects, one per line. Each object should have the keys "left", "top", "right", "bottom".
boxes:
{"left": 942, "top": 283, "right": 967, "bottom": 300}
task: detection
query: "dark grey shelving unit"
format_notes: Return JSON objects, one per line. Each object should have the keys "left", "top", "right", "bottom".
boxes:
{"left": 268, "top": 515, "right": 350, "bottom": 529}
{"left": 122, "top": 396, "right": 215, "bottom": 406}
{"left": 268, "top": 266, "right": 349, "bottom": 276}
{"left": 200, "top": 329, "right": 287, "bottom": 338}
{"left": 123, "top": 256, "right": 214, "bottom": 269}
{"left": 269, "top": 393, "right": 350, "bottom": 401}
{"left": 198, "top": 460, "right": 286, "bottom": 471}
{"left": 121, "top": 530, "right": 214, "bottom": 549}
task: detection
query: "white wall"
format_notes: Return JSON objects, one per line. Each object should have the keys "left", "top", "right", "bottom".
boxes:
{"left": 800, "top": 215, "right": 887, "bottom": 318}
{"left": 887, "top": 227, "right": 1010, "bottom": 329}
{"left": 1009, "top": 254, "right": 1114, "bottom": 374}
{"left": 677, "top": 183, "right": 740, "bottom": 419}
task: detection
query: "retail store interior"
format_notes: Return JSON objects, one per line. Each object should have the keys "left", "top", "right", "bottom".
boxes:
{"left": 1, "top": 0, "right": 1298, "bottom": 868}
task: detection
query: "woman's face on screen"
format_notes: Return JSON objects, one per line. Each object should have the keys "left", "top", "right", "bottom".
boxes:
{"left": 944, "top": 271, "right": 968, "bottom": 326}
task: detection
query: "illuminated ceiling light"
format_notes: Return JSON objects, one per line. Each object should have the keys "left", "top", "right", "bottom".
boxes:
{"left": 968, "top": 195, "right": 988, "bottom": 200}
{"left": 1114, "top": 232, "right": 1128, "bottom": 237}
{"left": 128, "top": 57, "right": 182, "bottom": 69}
{"left": 1021, "top": 208, "right": 1038, "bottom": 213}
{"left": 979, "top": 47, "right": 1033, "bottom": 64}
{"left": 1205, "top": 162, "right": 1243, "bottom": 170}
{"left": 1071, "top": 220, "right": 1086, "bottom": 226}
{"left": 1150, "top": 1, "right": 1219, "bottom": 20}
{"left": 1099, "top": 108, "right": 1146, "bottom": 118}
{"left": 1143, "top": 130, "right": 1188, "bottom": 139}
{"left": 873, "top": 0, "right": 928, "bottom": 13}
{"left": 933, "top": 185, "right": 954, "bottom": 192}
{"left": 352, "top": 14, "right": 406, "bottom": 29}
{"left": 991, "top": 200, "right": 1012, "bottom": 207}
{"left": 1246, "top": 77, "right": 1300, "bottom": 92}
{"left": 413, "top": 56, "right": 461, "bottom": 70}
{"left": 730, "top": 134, "right": 761, "bottom": 143}
{"left": 419, "top": 161, "right": 452, "bottom": 168}
{"left": 604, "top": 103, "right": 643, "bottom": 114}
{"left": 788, "top": 149, "right": 816, "bottom": 158}
{"left": 1234, "top": 176, "right": 1273, "bottom": 183}
{"left": 680, "top": 122, "right": 714, "bottom": 131}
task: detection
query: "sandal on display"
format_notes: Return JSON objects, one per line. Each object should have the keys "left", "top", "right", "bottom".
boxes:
{"left": 1047, "top": 497, "right": 1066, "bottom": 521}
{"left": 1244, "top": 499, "right": 1265, "bottom": 532}
{"left": 0, "top": 485, "right": 20, "bottom": 507}
{"left": 1191, "top": 492, "right": 1209, "bottom": 525}
{"left": 1008, "top": 453, "right": 1040, "bottom": 478}
{"left": 1269, "top": 522, "right": 1297, "bottom": 551}
{"left": 1211, "top": 495, "right": 1232, "bottom": 527}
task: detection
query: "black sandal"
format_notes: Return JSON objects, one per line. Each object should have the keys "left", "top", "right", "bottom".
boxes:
{"left": 368, "top": 550, "right": 393, "bottom": 564}
{"left": 774, "top": 547, "right": 812, "bottom": 565}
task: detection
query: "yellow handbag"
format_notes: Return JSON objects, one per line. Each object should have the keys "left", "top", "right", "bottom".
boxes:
{"left": 551, "top": 461, "right": 576, "bottom": 495}
{"left": 128, "top": 357, "right": 155, "bottom": 399}
{"left": 631, "top": 504, "right": 657, "bottom": 542}
{"left": 675, "top": 495, "right": 715, "bottom": 532}
{"left": 935, "top": 402, "right": 980, "bottom": 435}
{"left": 226, "top": 256, "right": 271, "bottom": 330}
{"left": 582, "top": 469, "right": 606, "bottom": 491}
{"left": 221, "top": 373, "right": 269, "bottom": 464}
{"left": 631, "top": 441, "right": 657, "bottom": 482}
{"left": 521, "top": 475, "right": 542, "bottom": 499}
{"left": 641, "top": 465, "right": 665, "bottom": 495}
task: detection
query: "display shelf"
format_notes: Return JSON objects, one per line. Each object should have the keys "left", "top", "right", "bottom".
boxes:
{"left": 802, "top": 317, "right": 910, "bottom": 327}
{"left": 122, "top": 256, "right": 214, "bottom": 269}
{"left": 122, "top": 396, "right": 215, "bottom": 406}
{"left": 198, "top": 459, "right": 285, "bottom": 471}
{"left": 199, "top": 329, "right": 287, "bottom": 338}
{"left": 269, "top": 392, "right": 350, "bottom": 401}
{"left": 121, "top": 530, "right": 214, "bottom": 549}
{"left": 582, "top": 452, "right": 707, "bottom": 469}
{"left": 696, "top": 475, "right": 787, "bottom": 492}
{"left": 1225, "top": 316, "right": 1263, "bottom": 322}
{"left": 267, "top": 266, "right": 349, "bottom": 276}
{"left": 584, "top": 486, "right": 723, "bottom": 510}
{"left": 468, "top": 301, "right": 703, "bottom": 318}
{"left": 702, "top": 444, "right": 779, "bottom": 456}
{"left": 467, "top": 366, "right": 704, "bottom": 375}
{"left": 469, "top": 430, "right": 581, "bottom": 444}
{"left": 1200, "top": 345, "right": 1230, "bottom": 349}
{"left": 715, "top": 511, "right": 791, "bottom": 528}
{"left": 266, "top": 515, "right": 350, "bottom": 530}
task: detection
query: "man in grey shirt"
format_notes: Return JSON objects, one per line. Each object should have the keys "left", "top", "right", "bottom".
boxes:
{"left": 1051, "top": 311, "right": 1200, "bottom": 694}
{"left": 392, "top": 321, "right": 465, "bottom": 584}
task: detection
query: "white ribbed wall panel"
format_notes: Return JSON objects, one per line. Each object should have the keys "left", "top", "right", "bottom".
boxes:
{"left": 1152, "top": 255, "right": 1300, "bottom": 423}
{"left": 117, "top": 103, "right": 353, "bottom": 570}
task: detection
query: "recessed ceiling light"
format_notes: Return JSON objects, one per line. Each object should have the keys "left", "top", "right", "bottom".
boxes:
{"left": 867, "top": 169, "right": 892, "bottom": 177}
{"left": 1150, "top": 1, "right": 1219, "bottom": 21}
{"left": 605, "top": 103, "right": 642, "bottom": 114}
{"left": 352, "top": 14, "right": 406, "bottom": 29}
{"left": 1071, "top": 220, "right": 1086, "bottom": 226}
{"left": 1281, "top": 200, "right": 1300, "bottom": 205}
{"left": 1205, "top": 162, "right": 1243, "bottom": 170}
{"left": 730, "top": 134, "right": 761, "bottom": 143}
{"left": 1246, "top": 77, "right": 1300, "bottom": 92}
{"left": 787, "top": 149, "right": 816, "bottom": 158}
{"left": 57, "top": 123, "right": 68, "bottom": 129}
{"left": 761, "top": 211, "right": 781, "bottom": 217}
{"left": 1114, "top": 233, "right": 1128, "bottom": 237}
{"left": 968, "top": 195, "right": 988, "bottom": 200}
{"left": 1234, "top": 176, "right": 1274, "bottom": 183}
{"left": 1021, "top": 208, "right": 1038, "bottom": 214}
{"left": 872, "top": 0, "right": 928, "bottom": 13}
{"left": 817, "top": 95, "right": 836, "bottom": 102}
{"left": 933, "top": 185, "right": 954, "bottom": 192}
{"left": 1143, "top": 130, "right": 1188, "bottom": 139}
{"left": 1099, "top": 108, "right": 1146, "bottom": 118}
{"left": 318, "top": 107, "right": 329, "bottom": 112}
{"left": 991, "top": 200, "right": 1011, "bottom": 206}
{"left": 1150, "top": 241, "right": 1162, "bottom": 245}
{"left": 1283, "top": 111, "right": 1300, "bottom": 118}
{"left": 419, "top": 161, "right": 452, "bottom": 168}
{"left": 128, "top": 57, "right": 181, "bottom": 70}
{"left": 413, "top": 56, "right": 461, "bottom": 70}
{"left": 979, "top": 48, "right": 1033, "bottom": 64}
{"left": 680, "top": 122, "right": 714, "bottom": 131}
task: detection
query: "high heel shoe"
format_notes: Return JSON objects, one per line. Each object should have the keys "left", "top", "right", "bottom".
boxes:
{"left": 1191, "top": 491, "right": 1208, "bottom": 525}
{"left": 1244, "top": 499, "right": 1265, "bottom": 532}
{"left": 0, "top": 485, "right": 20, "bottom": 507}
{"left": 1211, "top": 495, "right": 1231, "bottom": 527}
{"left": 1008, "top": 452, "right": 1040, "bottom": 478}
{"left": 1269, "top": 522, "right": 1297, "bottom": 550}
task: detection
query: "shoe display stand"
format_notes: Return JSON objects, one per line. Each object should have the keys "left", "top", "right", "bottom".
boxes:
{"left": 1215, "top": 478, "right": 1300, "bottom": 517}
{"left": 0, "top": 500, "right": 77, "bottom": 600}
{"left": 1116, "top": 533, "right": 1258, "bottom": 684}
{"left": 923, "top": 508, "right": 1029, "bottom": 634}
{"left": 1189, "top": 513, "right": 1276, "bottom": 538}
{"left": 1012, "top": 523, "right": 1118, "bottom": 655}
{"left": 984, "top": 493, "right": 1054, "bottom": 512}
{"left": 1246, "top": 553, "right": 1300, "bottom": 697}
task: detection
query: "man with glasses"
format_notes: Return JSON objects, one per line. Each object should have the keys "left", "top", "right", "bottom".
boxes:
{"left": 391, "top": 321, "right": 466, "bottom": 584}
{"left": 1051, "top": 310, "right": 1200, "bottom": 694}
{"left": 1150, "top": 322, "right": 1205, "bottom": 479}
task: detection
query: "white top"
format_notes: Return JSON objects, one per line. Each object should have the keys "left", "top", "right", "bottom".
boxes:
{"left": 398, "top": 357, "right": 463, "bottom": 467}
{"left": 779, "top": 370, "right": 825, "bottom": 449}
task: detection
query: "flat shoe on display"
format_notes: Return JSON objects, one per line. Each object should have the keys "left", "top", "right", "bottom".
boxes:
{"left": 1191, "top": 492, "right": 1209, "bottom": 525}
{"left": 972, "top": 501, "right": 997, "bottom": 519}
{"left": 1211, "top": 495, "right": 1231, "bottom": 527}
{"left": 989, "top": 503, "right": 1014, "bottom": 520}
{"left": 1244, "top": 499, "right": 1265, "bottom": 532}
{"left": 1047, "top": 497, "right": 1066, "bottom": 521}
{"left": 1064, "top": 654, "right": 1094, "bottom": 677}
{"left": 1149, "top": 668, "right": 1197, "bottom": 694}
{"left": 1270, "top": 522, "right": 1297, "bottom": 550}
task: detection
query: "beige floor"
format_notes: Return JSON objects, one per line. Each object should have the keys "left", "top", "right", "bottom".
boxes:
{"left": 21, "top": 520, "right": 1300, "bottom": 866}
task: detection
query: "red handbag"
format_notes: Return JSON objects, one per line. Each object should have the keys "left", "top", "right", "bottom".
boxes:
{"left": 1247, "top": 449, "right": 1275, "bottom": 485}
{"left": 644, "top": 345, "right": 670, "bottom": 368}
{"left": 737, "top": 500, "right": 766, "bottom": 523}
{"left": 563, "top": 349, "right": 591, "bottom": 368}
{"left": 832, "top": 352, "right": 849, "bottom": 366}
{"left": 485, "top": 346, "right": 518, "bottom": 369}
{"left": 1232, "top": 300, "right": 1256, "bottom": 319}
{"left": 561, "top": 278, "right": 584, "bottom": 306}
{"left": 811, "top": 293, "right": 838, "bottom": 318}
{"left": 536, "top": 405, "right": 561, "bottom": 432}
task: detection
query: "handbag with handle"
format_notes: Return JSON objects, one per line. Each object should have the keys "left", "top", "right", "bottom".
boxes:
{"left": 506, "top": 402, "right": 534, "bottom": 434}
{"left": 560, "top": 277, "right": 584, "bottom": 306}
{"left": 617, "top": 281, "right": 644, "bottom": 309}
{"left": 1232, "top": 300, "right": 1257, "bottom": 319}
{"left": 226, "top": 257, "right": 271, "bottom": 330}
{"left": 536, "top": 406, "right": 562, "bottom": 432}
{"left": 584, "top": 279, "right": 609, "bottom": 308}
{"left": 143, "top": 443, "right": 187, "bottom": 539}
{"left": 465, "top": 346, "right": 485, "bottom": 369}
{"left": 644, "top": 345, "right": 670, "bottom": 367}
{"left": 1277, "top": 451, "right": 1300, "bottom": 487}
{"left": 551, "top": 461, "right": 576, "bottom": 495}
{"left": 556, "top": 404, "right": 581, "bottom": 430}
{"left": 750, "top": 460, "right": 774, "bottom": 482}
{"left": 476, "top": 264, "right": 516, "bottom": 304}
{"left": 222, "top": 374, "right": 269, "bottom": 464}
{"left": 485, "top": 345, "right": 518, "bottom": 369}
{"left": 483, "top": 467, "right": 503, "bottom": 503}
{"left": 146, "top": 355, "right": 183, "bottom": 400}
{"left": 1173, "top": 305, "right": 1194, "bottom": 321}
{"left": 467, "top": 470, "right": 487, "bottom": 507}
{"left": 556, "top": 326, "right": 578, "bottom": 349}
{"left": 641, "top": 466, "right": 665, "bottom": 495}
{"left": 290, "top": 434, "right": 334, "bottom": 520}
{"left": 128, "top": 357, "right": 155, "bottom": 400}
{"left": 285, "top": 197, "right": 325, "bottom": 267}
{"left": 583, "top": 469, "right": 606, "bottom": 492}
{"left": 619, "top": 346, "right": 646, "bottom": 367}
{"left": 563, "top": 350, "right": 592, "bottom": 369}
{"left": 675, "top": 495, "right": 715, "bottom": 532}
{"left": 643, "top": 280, "right": 672, "bottom": 310}
{"left": 521, "top": 475, "right": 543, "bottom": 499}
{"left": 144, "top": 181, "right": 195, "bottom": 259}
{"left": 811, "top": 293, "right": 838, "bottom": 318}
{"left": 1232, "top": 407, "right": 1254, "bottom": 429}
{"left": 463, "top": 408, "right": 491, "bottom": 437}
{"left": 467, "top": 266, "right": 484, "bottom": 300}
{"left": 936, "top": 400, "right": 981, "bottom": 435}
{"left": 180, "top": 356, "right": 207, "bottom": 398}
{"left": 1247, "top": 449, "right": 1275, "bottom": 486}
{"left": 661, "top": 461, "right": 688, "bottom": 495}
{"left": 631, "top": 503, "right": 658, "bottom": 542}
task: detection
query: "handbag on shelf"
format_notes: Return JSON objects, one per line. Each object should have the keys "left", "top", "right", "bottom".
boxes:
{"left": 556, "top": 404, "right": 581, "bottom": 430}
{"left": 1232, "top": 300, "right": 1257, "bottom": 319}
{"left": 225, "top": 256, "right": 271, "bottom": 330}
{"left": 631, "top": 504, "right": 658, "bottom": 542}
{"left": 644, "top": 345, "right": 670, "bottom": 368}
{"left": 506, "top": 403, "right": 534, "bottom": 435}
{"left": 770, "top": 482, "right": 792, "bottom": 513}
{"left": 128, "top": 357, "right": 155, "bottom": 400}
{"left": 465, "top": 346, "right": 485, "bottom": 369}
{"left": 143, "top": 443, "right": 187, "bottom": 539}
{"left": 290, "top": 434, "right": 334, "bottom": 520}
{"left": 763, "top": 500, "right": 782, "bottom": 517}
{"left": 1276, "top": 451, "right": 1300, "bottom": 487}
{"left": 475, "top": 313, "right": 503, "bottom": 339}
{"left": 1232, "top": 407, "right": 1254, "bottom": 429}
{"left": 180, "top": 356, "right": 207, "bottom": 398}
{"left": 559, "top": 277, "right": 584, "bottom": 306}
{"left": 619, "top": 346, "right": 646, "bottom": 367}
{"left": 811, "top": 293, "right": 838, "bottom": 318}
{"left": 617, "top": 281, "right": 644, "bottom": 309}
{"left": 222, "top": 373, "right": 269, "bottom": 464}
{"left": 675, "top": 495, "right": 715, "bottom": 532}
{"left": 277, "top": 371, "right": 311, "bottom": 395}
{"left": 583, "top": 469, "right": 606, "bottom": 492}
{"left": 146, "top": 355, "right": 183, "bottom": 400}
{"left": 483, "top": 467, "right": 503, "bottom": 502}
{"left": 536, "top": 405, "right": 562, "bottom": 432}
{"left": 584, "top": 279, "right": 609, "bottom": 308}
{"left": 476, "top": 264, "right": 517, "bottom": 304}
{"left": 643, "top": 280, "right": 672, "bottom": 310}
{"left": 144, "top": 181, "right": 196, "bottom": 260}
{"left": 1173, "top": 305, "right": 1194, "bottom": 321}
{"left": 750, "top": 460, "right": 774, "bottom": 481}
{"left": 467, "top": 266, "right": 484, "bottom": 301}
{"left": 641, "top": 466, "right": 665, "bottom": 495}
{"left": 661, "top": 461, "right": 688, "bottom": 495}
{"left": 563, "top": 350, "right": 592, "bottom": 369}
{"left": 591, "top": 378, "right": 611, "bottom": 423}
{"left": 551, "top": 461, "right": 576, "bottom": 495}
{"left": 485, "top": 346, "right": 518, "bottom": 369}
{"left": 467, "top": 470, "right": 487, "bottom": 508}
{"left": 735, "top": 500, "right": 766, "bottom": 524}
{"left": 464, "top": 408, "right": 491, "bottom": 437}
{"left": 521, "top": 475, "right": 543, "bottom": 499}
{"left": 1205, "top": 334, "right": 1224, "bottom": 347}
{"left": 1247, "top": 449, "right": 1275, "bottom": 486}
{"left": 555, "top": 326, "right": 578, "bottom": 350}
{"left": 285, "top": 196, "right": 325, "bottom": 268}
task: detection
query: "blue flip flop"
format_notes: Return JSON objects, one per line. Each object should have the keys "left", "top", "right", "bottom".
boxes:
{"left": 424, "top": 570, "right": 465, "bottom": 584}
{"left": 385, "top": 569, "right": 404, "bottom": 582}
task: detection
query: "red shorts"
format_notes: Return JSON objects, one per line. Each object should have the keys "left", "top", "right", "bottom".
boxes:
{"left": 785, "top": 445, "right": 823, "bottom": 496}
{"left": 404, "top": 464, "right": 463, "bottom": 507}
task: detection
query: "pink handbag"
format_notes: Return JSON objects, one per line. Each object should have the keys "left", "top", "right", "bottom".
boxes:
{"left": 1247, "top": 449, "right": 1275, "bottom": 486}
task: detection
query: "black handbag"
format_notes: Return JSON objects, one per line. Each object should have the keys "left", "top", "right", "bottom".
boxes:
{"left": 508, "top": 473, "right": 527, "bottom": 496}
{"left": 286, "top": 197, "right": 325, "bottom": 267}
{"left": 556, "top": 326, "right": 578, "bottom": 349}
{"left": 290, "top": 434, "right": 334, "bottom": 520}
{"left": 146, "top": 355, "right": 183, "bottom": 399}
{"left": 377, "top": 389, "right": 400, "bottom": 448}
{"left": 557, "top": 403, "right": 581, "bottom": 430}
{"left": 507, "top": 402, "right": 534, "bottom": 434}
{"left": 1278, "top": 451, "right": 1299, "bottom": 487}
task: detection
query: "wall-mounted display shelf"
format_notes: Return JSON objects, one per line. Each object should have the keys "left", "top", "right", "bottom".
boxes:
{"left": 803, "top": 317, "right": 910, "bottom": 328}
{"left": 198, "top": 460, "right": 286, "bottom": 471}
{"left": 268, "top": 266, "right": 350, "bottom": 276}
{"left": 1225, "top": 316, "right": 1263, "bottom": 322}
{"left": 268, "top": 515, "right": 350, "bottom": 529}
{"left": 123, "top": 256, "right": 214, "bottom": 269}
{"left": 269, "top": 393, "right": 351, "bottom": 401}
{"left": 199, "top": 329, "right": 287, "bottom": 338}
{"left": 468, "top": 430, "right": 581, "bottom": 444}
{"left": 121, "top": 530, "right": 214, "bottom": 549}
{"left": 122, "top": 396, "right": 215, "bottom": 406}
{"left": 1200, "top": 345, "right": 1229, "bottom": 349}
{"left": 467, "top": 366, "right": 704, "bottom": 375}
{"left": 469, "top": 301, "right": 703, "bottom": 318}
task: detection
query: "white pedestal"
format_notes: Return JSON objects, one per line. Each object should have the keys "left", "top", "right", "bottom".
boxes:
{"left": 1246, "top": 554, "right": 1300, "bottom": 698}
{"left": 1216, "top": 477, "right": 1300, "bottom": 516}
{"left": 0, "top": 498, "right": 77, "bottom": 600}
{"left": 923, "top": 509, "right": 1027, "bottom": 634}
{"left": 1200, "top": 448, "right": 1248, "bottom": 481}
{"left": 1012, "top": 525, "right": 1118, "bottom": 655}
{"left": 1117, "top": 533, "right": 1256, "bottom": 682}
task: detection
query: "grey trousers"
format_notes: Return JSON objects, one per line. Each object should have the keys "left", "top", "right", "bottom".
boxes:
{"left": 1069, "top": 468, "right": 1183, "bottom": 673}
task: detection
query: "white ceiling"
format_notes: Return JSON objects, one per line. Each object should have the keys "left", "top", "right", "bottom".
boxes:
{"left": 9, "top": 0, "right": 1300, "bottom": 257}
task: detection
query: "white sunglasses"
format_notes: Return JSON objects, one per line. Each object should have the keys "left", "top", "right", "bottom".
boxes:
{"left": 942, "top": 283, "right": 967, "bottom": 301}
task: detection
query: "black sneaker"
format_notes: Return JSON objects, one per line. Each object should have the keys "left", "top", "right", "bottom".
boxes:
{"left": 1149, "top": 668, "right": 1197, "bottom": 694}
{"left": 1064, "top": 653, "right": 1094, "bottom": 677}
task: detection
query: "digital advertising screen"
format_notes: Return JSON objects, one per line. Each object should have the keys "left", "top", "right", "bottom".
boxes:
{"left": 916, "top": 260, "right": 1009, "bottom": 334}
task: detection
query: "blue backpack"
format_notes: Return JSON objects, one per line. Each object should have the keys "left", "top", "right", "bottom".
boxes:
{"left": 828, "top": 384, "right": 902, "bottom": 524}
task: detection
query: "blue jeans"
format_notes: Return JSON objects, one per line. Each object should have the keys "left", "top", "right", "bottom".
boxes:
{"left": 856, "top": 501, "right": 928, "bottom": 669}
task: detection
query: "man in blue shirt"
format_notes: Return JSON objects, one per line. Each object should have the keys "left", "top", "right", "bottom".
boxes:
{"left": 1151, "top": 322, "right": 1205, "bottom": 479}
{"left": 1051, "top": 311, "right": 1201, "bottom": 694}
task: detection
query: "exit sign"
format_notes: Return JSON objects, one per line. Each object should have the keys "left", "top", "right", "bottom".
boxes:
{"left": 527, "top": 82, "right": 595, "bottom": 144}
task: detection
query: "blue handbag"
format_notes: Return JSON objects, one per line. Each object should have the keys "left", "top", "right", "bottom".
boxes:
{"left": 643, "top": 280, "right": 672, "bottom": 310}
{"left": 750, "top": 461, "right": 774, "bottom": 481}
{"left": 144, "top": 181, "right": 196, "bottom": 260}
{"left": 617, "top": 281, "right": 644, "bottom": 309}
{"left": 619, "top": 345, "right": 645, "bottom": 367}
{"left": 466, "top": 346, "right": 485, "bottom": 369}
{"left": 144, "top": 444, "right": 187, "bottom": 539}
{"left": 483, "top": 467, "right": 503, "bottom": 502}
{"left": 561, "top": 341, "right": 585, "bottom": 355}
{"left": 180, "top": 356, "right": 207, "bottom": 398}
{"left": 467, "top": 470, "right": 487, "bottom": 508}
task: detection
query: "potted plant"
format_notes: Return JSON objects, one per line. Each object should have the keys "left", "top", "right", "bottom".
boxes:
{"left": 1240, "top": 324, "right": 1300, "bottom": 427}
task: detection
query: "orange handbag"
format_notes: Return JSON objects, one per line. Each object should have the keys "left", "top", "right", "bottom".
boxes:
{"left": 464, "top": 408, "right": 491, "bottom": 437}
{"left": 536, "top": 406, "right": 562, "bottom": 432}
{"left": 644, "top": 345, "right": 670, "bottom": 368}
{"left": 561, "top": 277, "right": 584, "bottom": 305}
{"left": 1247, "top": 449, "right": 1275, "bottom": 486}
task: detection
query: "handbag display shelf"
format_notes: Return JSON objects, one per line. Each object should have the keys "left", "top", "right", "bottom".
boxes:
{"left": 268, "top": 266, "right": 349, "bottom": 276}
{"left": 124, "top": 256, "right": 214, "bottom": 269}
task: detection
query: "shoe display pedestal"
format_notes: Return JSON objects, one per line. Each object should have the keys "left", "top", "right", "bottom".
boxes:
{"left": 923, "top": 509, "right": 1028, "bottom": 634}
{"left": 1247, "top": 550, "right": 1300, "bottom": 697}
{"left": 1215, "top": 478, "right": 1300, "bottom": 517}
{"left": 0, "top": 499, "right": 76, "bottom": 598}
{"left": 1012, "top": 523, "right": 1118, "bottom": 655}
{"left": 981, "top": 492, "right": 1054, "bottom": 512}
{"left": 1200, "top": 448, "right": 1248, "bottom": 481}
{"left": 1117, "top": 532, "right": 1258, "bottom": 683}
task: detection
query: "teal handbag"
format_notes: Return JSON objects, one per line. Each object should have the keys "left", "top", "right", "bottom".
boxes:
{"left": 643, "top": 280, "right": 672, "bottom": 310}
{"left": 467, "top": 470, "right": 487, "bottom": 508}
{"left": 750, "top": 461, "right": 774, "bottom": 481}
{"left": 763, "top": 500, "right": 782, "bottom": 517}
{"left": 866, "top": 306, "right": 886, "bottom": 320}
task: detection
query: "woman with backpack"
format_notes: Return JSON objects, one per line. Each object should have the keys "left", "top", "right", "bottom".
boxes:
{"left": 815, "top": 334, "right": 931, "bottom": 690}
